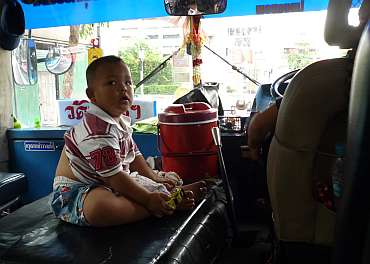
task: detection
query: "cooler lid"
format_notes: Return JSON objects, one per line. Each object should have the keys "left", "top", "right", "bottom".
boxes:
{"left": 158, "top": 102, "right": 217, "bottom": 124}
{"left": 7, "top": 128, "right": 69, "bottom": 140}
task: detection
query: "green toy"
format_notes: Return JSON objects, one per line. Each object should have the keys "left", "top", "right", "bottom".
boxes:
{"left": 34, "top": 118, "right": 41, "bottom": 128}
{"left": 13, "top": 116, "right": 21, "bottom": 129}
{"left": 166, "top": 188, "right": 185, "bottom": 210}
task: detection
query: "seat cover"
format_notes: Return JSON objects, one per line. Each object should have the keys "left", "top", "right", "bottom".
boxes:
{"left": 0, "top": 186, "right": 229, "bottom": 264}
{"left": 267, "top": 57, "right": 351, "bottom": 245}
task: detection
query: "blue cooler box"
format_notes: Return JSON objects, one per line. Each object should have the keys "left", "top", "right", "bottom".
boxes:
{"left": 7, "top": 128, "right": 159, "bottom": 204}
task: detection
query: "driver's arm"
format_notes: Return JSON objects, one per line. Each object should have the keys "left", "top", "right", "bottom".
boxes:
{"left": 246, "top": 102, "right": 279, "bottom": 160}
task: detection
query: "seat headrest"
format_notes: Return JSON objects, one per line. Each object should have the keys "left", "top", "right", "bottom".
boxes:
{"left": 0, "top": 0, "right": 25, "bottom": 51}
{"left": 325, "top": 0, "right": 369, "bottom": 49}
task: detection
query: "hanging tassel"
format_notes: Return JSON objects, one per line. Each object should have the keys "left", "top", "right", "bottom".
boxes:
{"left": 182, "top": 15, "right": 206, "bottom": 87}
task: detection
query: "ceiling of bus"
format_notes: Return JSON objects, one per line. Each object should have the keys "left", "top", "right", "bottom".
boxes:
{"left": 22, "top": 0, "right": 360, "bottom": 29}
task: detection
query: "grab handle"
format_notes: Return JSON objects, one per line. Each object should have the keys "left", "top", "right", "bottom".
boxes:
{"left": 211, "top": 127, "right": 222, "bottom": 147}
{"left": 211, "top": 126, "right": 238, "bottom": 237}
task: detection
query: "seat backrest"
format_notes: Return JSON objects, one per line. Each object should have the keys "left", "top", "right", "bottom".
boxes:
{"left": 267, "top": 57, "right": 352, "bottom": 245}
{"left": 267, "top": 0, "right": 369, "bottom": 246}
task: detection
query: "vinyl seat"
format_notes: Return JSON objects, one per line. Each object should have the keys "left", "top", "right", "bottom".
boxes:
{"left": 0, "top": 172, "right": 27, "bottom": 213}
{"left": 0, "top": 186, "right": 229, "bottom": 264}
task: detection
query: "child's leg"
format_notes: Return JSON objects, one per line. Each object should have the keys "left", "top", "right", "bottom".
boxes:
{"left": 83, "top": 186, "right": 150, "bottom": 227}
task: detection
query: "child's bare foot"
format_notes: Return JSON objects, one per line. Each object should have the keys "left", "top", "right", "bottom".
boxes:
{"left": 176, "top": 190, "right": 195, "bottom": 210}
{"left": 181, "top": 181, "right": 207, "bottom": 202}
{"left": 175, "top": 181, "right": 207, "bottom": 210}
{"left": 171, "top": 181, "right": 207, "bottom": 211}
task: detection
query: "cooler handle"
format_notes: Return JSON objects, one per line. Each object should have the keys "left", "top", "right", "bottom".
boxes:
{"left": 165, "top": 102, "right": 211, "bottom": 114}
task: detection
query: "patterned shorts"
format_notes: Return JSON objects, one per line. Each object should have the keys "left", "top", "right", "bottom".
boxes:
{"left": 50, "top": 176, "right": 93, "bottom": 226}
{"left": 50, "top": 173, "right": 170, "bottom": 226}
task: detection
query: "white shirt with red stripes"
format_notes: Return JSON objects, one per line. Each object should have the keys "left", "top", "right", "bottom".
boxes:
{"left": 64, "top": 103, "right": 142, "bottom": 185}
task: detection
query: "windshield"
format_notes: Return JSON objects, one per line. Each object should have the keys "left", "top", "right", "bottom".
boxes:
{"left": 13, "top": 8, "right": 361, "bottom": 127}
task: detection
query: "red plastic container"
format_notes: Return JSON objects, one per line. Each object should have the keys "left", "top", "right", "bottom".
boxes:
{"left": 158, "top": 102, "right": 218, "bottom": 183}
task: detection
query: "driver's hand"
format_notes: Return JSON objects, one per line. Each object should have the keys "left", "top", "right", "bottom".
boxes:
{"left": 242, "top": 147, "right": 261, "bottom": 160}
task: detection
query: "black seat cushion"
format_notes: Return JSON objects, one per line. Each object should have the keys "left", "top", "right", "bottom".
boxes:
{"left": 0, "top": 186, "right": 229, "bottom": 264}
{"left": 0, "top": 172, "right": 27, "bottom": 206}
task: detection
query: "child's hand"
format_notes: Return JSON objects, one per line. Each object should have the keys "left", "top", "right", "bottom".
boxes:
{"left": 146, "top": 192, "right": 174, "bottom": 218}
{"left": 153, "top": 174, "right": 175, "bottom": 190}
{"left": 155, "top": 171, "right": 183, "bottom": 187}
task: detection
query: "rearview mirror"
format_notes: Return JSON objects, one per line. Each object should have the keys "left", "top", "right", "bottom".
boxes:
{"left": 11, "top": 38, "right": 38, "bottom": 86}
{"left": 45, "top": 47, "right": 73, "bottom": 75}
{"left": 164, "top": 0, "right": 227, "bottom": 16}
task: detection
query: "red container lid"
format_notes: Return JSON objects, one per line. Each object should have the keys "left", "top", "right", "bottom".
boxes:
{"left": 158, "top": 102, "right": 217, "bottom": 124}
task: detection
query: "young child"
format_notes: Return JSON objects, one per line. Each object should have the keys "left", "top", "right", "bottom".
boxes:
{"left": 50, "top": 55, "right": 207, "bottom": 227}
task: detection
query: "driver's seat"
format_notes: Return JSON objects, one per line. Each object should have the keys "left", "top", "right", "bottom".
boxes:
{"left": 267, "top": 0, "right": 367, "bottom": 262}
{"left": 267, "top": 55, "right": 350, "bottom": 244}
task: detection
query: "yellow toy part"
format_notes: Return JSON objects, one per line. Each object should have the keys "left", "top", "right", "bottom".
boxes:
{"left": 88, "top": 47, "right": 103, "bottom": 65}
{"left": 166, "top": 188, "right": 185, "bottom": 209}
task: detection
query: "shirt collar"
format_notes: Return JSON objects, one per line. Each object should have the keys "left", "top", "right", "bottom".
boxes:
{"left": 88, "top": 103, "right": 132, "bottom": 133}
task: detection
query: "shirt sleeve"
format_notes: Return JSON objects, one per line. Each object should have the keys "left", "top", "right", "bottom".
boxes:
{"left": 132, "top": 138, "right": 142, "bottom": 156}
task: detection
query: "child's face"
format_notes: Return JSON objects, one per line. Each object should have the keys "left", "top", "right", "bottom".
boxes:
{"left": 88, "top": 61, "right": 134, "bottom": 119}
